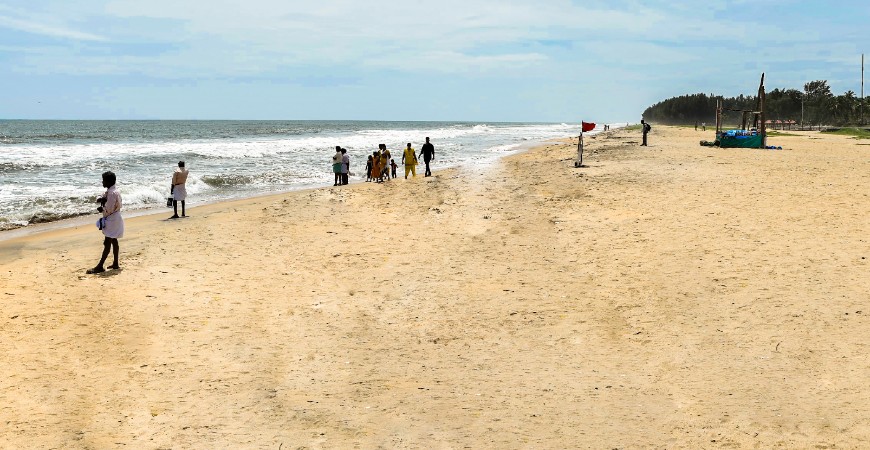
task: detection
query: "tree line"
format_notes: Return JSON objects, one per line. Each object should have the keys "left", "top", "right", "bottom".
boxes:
{"left": 642, "top": 80, "right": 869, "bottom": 127}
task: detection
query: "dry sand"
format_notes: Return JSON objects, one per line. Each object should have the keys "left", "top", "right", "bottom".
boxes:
{"left": 1, "top": 126, "right": 868, "bottom": 449}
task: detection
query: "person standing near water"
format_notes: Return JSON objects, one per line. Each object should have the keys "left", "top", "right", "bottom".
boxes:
{"left": 380, "top": 144, "right": 392, "bottom": 180}
{"left": 402, "top": 143, "right": 418, "bottom": 179}
{"left": 87, "top": 171, "right": 124, "bottom": 274}
{"left": 341, "top": 148, "right": 350, "bottom": 185}
{"left": 371, "top": 150, "right": 383, "bottom": 183}
{"left": 420, "top": 137, "right": 435, "bottom": 177}
{"left": 170, "top": 161, "right": 189, "bottom": 218}
{"left": 332, "top": 146, "right": 343, "bottom": 186}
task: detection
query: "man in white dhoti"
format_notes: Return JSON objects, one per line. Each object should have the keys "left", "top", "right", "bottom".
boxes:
{"left": 170, "top": 161, "right": 189, "bottom": 219}
{"left": 87, "top": 171, "right": 124, "bottom": 274}
{"left": 340, "top": 148, "right": 349, "bottom": 185}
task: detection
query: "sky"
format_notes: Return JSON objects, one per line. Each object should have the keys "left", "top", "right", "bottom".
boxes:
{"left": 1, "top": 0, "right": 868, "bottom": 122}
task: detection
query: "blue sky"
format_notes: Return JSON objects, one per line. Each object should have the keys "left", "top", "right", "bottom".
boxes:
{"left": 1, "top": 0, "right": 868, "bottom": 122}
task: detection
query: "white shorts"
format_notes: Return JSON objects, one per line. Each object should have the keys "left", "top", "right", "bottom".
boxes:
{"left": 173, "top": 184, "right": 187, "bottom": 201}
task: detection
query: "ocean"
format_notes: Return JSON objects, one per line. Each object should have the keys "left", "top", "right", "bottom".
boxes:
{"left": 0, "top": 120, "right": 594, "bottom": 231}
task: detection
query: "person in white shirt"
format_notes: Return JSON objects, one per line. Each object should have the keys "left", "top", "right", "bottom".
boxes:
{"left": 87, "top": 171, "right": 124, "bottom": 274}
{"left": 340, "top": 148, "right": 350, "bottom": 185}
{"left": 170, "top": 161, "right": 189, "bottom": 219}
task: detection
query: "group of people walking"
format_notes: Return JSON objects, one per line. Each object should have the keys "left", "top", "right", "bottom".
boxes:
{"left": 335, "top": 138, "right": 436, "bottom": 185}
{"left": 365, "top": 144, "right": 395, "bottom": 182}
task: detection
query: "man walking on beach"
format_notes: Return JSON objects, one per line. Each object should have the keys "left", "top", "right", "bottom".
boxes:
{"left": 402, "top": 143, "right": 418, "bottom": 179}
{"left": 420, "top": 137, "right": 435, "bottom": 177}
{"left": 640, "top": 120, "right": 651, "bottom": 146}
{"left": 170, "top": 161, "right": 189, "bottom": 218}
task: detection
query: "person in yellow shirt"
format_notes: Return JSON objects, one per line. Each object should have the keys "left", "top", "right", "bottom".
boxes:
{"left": 402, "top": 143, "right": 418, "bottom": 179}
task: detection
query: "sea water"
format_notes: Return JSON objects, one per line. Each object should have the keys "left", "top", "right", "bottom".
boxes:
{"left": 0, "top": 120, "right": 600, "bottom": 231}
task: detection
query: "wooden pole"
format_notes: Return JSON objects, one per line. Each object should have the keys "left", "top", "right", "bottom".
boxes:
{"left": 760, "top": 86, "right": 767, "bottom": 147}
{"left": 758, "top": 72, "right": 766, "bottom": 147}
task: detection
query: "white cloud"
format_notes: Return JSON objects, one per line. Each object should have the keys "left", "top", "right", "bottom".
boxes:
{"left": 95, "top": 1, "right": 659, "bottom": 72}
{"left": 0, "top": 14, "right": 106, "bottom": 41}
{"left": 363, "top": 50, "right": 549, "bottom": 74}
{"left": 8, "top": 0, "right": 853, "bottom": 79}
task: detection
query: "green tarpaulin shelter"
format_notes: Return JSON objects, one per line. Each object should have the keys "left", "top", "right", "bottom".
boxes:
{"left": 717, "top": 132, "right": 764, "bottom": 148}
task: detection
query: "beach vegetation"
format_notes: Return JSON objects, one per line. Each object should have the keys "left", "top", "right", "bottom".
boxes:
{"left": 820, "top": 127, "right": 870, "bottom": 139}
{"left": 643, "top": 80, "right": 869, "bottom": 129}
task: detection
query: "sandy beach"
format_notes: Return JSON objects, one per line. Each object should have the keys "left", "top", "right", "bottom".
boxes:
{"left": 1, "top": 126, "right": 868, "bottom": 448}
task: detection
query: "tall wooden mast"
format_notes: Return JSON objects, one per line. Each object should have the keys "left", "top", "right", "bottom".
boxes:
{"left": 757, "top": 73, "right": 766, "bottom": 147}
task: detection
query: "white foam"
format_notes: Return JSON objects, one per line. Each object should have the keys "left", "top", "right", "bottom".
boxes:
{"left": 487, "top": 143, "right": 522, "bottom": 153}
{"left": 1, "top": 122, "right": 605, "bottom": 228}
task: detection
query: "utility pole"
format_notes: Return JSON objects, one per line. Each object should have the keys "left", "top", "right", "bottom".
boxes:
{"left": 862, "top": 53, "right": 865, "bottom": 125}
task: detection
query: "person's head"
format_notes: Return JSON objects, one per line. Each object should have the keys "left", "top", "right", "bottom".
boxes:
{"left": 178, "top": 161, "right": 185, "bottom": 168}
{"left": 391, "top": 158, "right": 395, "bottom": 162}
{"left": 368, "top": 155, "right": 373, "bottom": 161}
{"left": 102, "top": 171, "right": 116, "bottom": 188}
{"left": 379, "top": 144, "right": 385, "bottom": 150}
{"left": 373, "top": 151, "right": 378, "bottom": 156}
{"left": 341, "top": 148, "right": 346, "bottom": 154}
{"left": 335, "top": 145, "right": 341, "bottom": 151}
{"left": 407, "top": 143, "right": 411, "bottom": 148}
{"left": 641, "top": 119, "right": 645, "bottom": 124}
{"left": 425, "top": 137, "right": 430, "bottom": 143}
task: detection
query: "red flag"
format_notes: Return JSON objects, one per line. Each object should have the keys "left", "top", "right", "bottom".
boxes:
{"left": 581, "top": 121, "right": 596, "bottom": 132}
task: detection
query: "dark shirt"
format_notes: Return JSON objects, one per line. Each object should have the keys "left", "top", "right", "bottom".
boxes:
{"left": 421, "top": 142, "right": 435, "bottom": 161}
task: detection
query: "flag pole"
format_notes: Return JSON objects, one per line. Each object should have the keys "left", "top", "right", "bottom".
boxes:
{"left": 577, "top": 121, "right": 596, "bottom": 167}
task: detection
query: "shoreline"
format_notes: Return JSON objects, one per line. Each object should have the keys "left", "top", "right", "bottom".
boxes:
{"left": 1, "top": 120, "right": 589, "bottom": 234}
{"left": 0, "top": 133, "right": 580, "bottom": 243}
